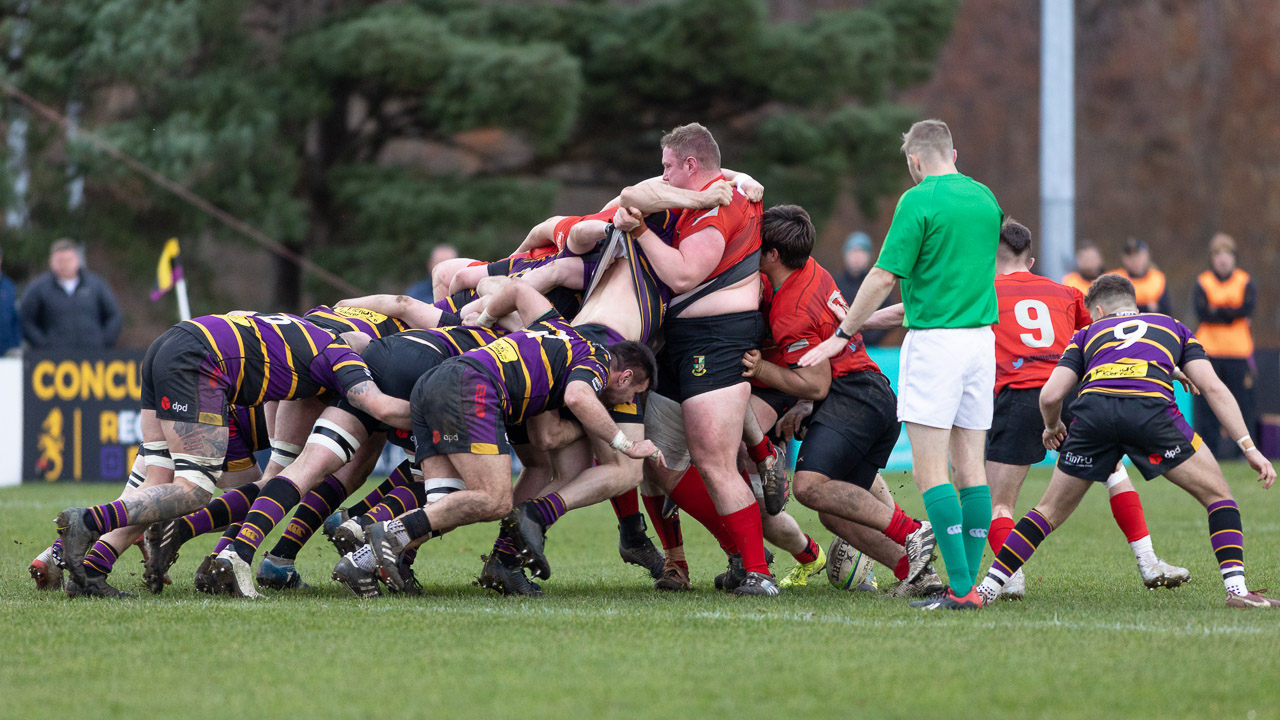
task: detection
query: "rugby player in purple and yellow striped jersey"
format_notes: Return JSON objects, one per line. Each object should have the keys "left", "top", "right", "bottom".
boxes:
{"left": 53, "top": 312, "right": 409, "bottom": 597}
{"left": 350, "top": 294, "right": 660, "bottom": 596}
{"left": 977, "top": 274, "right": 1278, "bottom": 609}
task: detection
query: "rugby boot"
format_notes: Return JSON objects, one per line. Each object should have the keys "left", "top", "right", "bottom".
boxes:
{"left": 886, "top": 564, "right": 945, "bottom": 599}
{"left": 1226, "top": 590, "right": 1280, "bottom": 609}
{"left": 29, "top": 545, "right": 63, "bottom": 591}
{"left": 778, "top": 544, "right": 827, "bottom": 589}
{"left": 193, "top": 554, "right": 220, "bottom": 595}
{"left": 758, "top": 444, "right": 790, "bottom": 516}
{"left": 54, "top": 508, "right": 99, "bottom": 587}
{"left": 257, "top": 552, "right": 307, "bottom": 590}
{"left": 476, "top": 553, "right": 543, "bottom": 597}
{"left": 714, "top": 554, "right": 746, "bottom": 591}
{"left": 331, "top": 515, "right": 373, "bottom": 556}
{"left": 142, "top": 520, "right": 181, "bottom": 594}
{"left": 653, "top": 557, "right": 692, "bottom": 592}
{"left": 332, "top": 554, "right": 382, "bottom": 598}
{"left": 1139, "top": 558, "right": 1190, "bottom": 589}
{"left": 210, "top": 548, "right": 264, "bottom": 599}
{"left": 65, "top": 573, "right": 134, "bottom": 599}
{"left": 732, "top": 572, "right": 780, "bottom": 597}
{"left": 902, "top": 521, "right": 937, "bottom": 583}
{"left": 617, "top": 513, "right": 665, "bottom": 579}
{"left": 999, "top": 568, "right": 1026, "bottom": 599}
{"left": 322, "top": 508, "right": 351, "bottom": 543}
{"left": 365, "top": 521, "right": 409, "bottom": 593}
{"left": 910, "top": 587, "right": 984, "bottom": 610}
{"left": 385, "top": 553, "right": 423, "bottom": 596}
{"left": 502, "top": 503, "right": 552, "bottom": 580}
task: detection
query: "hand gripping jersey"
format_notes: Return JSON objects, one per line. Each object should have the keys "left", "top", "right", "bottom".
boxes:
{"left": 668, "top": 178, "right": 762, "bottom": 317}
{"left": 760, "top": 258, "right": 879, "bottom": 379}
{"left": 579, "top": 210, "right": 680, "bottom": 344}
{"left": 178, "top": 313, "right": 373, "bottom": 406}
{"left": 457, "top": 314, "right": 610, "bottom": 425}
{"left": 304, "top": 305, "right": 409, "bottom": 339}
{"left": 993, "top": 271, "right": 1092, "bottom": 395}
{"left": 1058, "top": 311, "right": 1207, "bottom": 405}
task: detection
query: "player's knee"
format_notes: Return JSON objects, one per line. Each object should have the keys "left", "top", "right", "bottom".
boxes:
{"left": 307, "top": 418, "right": 363, "bottom": 465}
{"left": 269, "top": 439, "right": 303, "bottom": 469}
{"left": 484, "top": 493, "right": 513, "bottom": 522}
{"left": 172, "top": 453, "right": 222, "bottom": 503}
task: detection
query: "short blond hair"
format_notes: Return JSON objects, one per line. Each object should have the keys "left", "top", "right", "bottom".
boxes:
{"left": 901, "top": 119, "right": 953, "bottom": 161}
{"left": 661, "top": 123, "right": 721, "bottom": 170}
{"left": 1209, "top": 232, "right": 1236, "bottom": 256}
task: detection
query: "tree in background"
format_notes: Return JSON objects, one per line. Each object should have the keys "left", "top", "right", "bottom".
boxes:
{"left": 1, "top": 0, "right": 955, "bottom": 318}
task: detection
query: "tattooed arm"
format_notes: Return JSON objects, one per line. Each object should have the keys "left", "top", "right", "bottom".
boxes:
{"left": 343, "top": 380, "right": 412, "bottom": 431}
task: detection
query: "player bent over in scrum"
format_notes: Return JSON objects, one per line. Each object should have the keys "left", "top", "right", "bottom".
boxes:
{"left": 985, "top": 220, "right": 1186, "bottom": 599}
{"left": 977, "top": 275, "right": 1278, "bottom": 608}
{"left": 341, "top": 314, "right": 660, "bottom": 596}
{"left": 53, "top": 313, "right": 408, "bottom": 598}
{"left": 742, "top": 205, "right": 938, "bottom": 593}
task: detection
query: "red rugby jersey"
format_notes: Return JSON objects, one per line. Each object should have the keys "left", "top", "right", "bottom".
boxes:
{"left": 673, "top": 176, "right": 762, "bottom": 280}
{"left": 761, "top": 258, "right": 879, "bottom": 379}
{"left": 994, "top": 271, "right": 1092, "bottom": 394}
{"left": 551, "top": 208, "right": 616, "bottom": 252}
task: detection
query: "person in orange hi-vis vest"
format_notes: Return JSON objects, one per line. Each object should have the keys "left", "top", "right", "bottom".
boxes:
{"left": 1193, "top": 233, "right": 1258, "bottom": 458}
{"left": 1111, "top": 238, "right": 1171, "bottom": 315}
{"left": 1060, "top": 240, "right": 1104, "bottom": 296}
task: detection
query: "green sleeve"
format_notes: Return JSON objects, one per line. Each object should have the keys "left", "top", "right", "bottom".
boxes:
{"left": 874, "top": 190, "right": 925, "bottom": 279}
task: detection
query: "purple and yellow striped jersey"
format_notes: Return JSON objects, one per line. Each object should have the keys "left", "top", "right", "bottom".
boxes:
{"left": 458, "top": 315, "right": 610, "bottom": 424}
{"left": 177, "top": 313, "right": 373, "bottom": 406}
{"left": 389, "top": 326, "right": 504, "bottom": 359}
{"left": 225, "top": 404, "right": 269, "bottom": 473}
{"left": 304, "top": 305, "right": 409, "bottom": 339}
{"left": 1059, "top": 311, "right": 1207, "bottom": 404}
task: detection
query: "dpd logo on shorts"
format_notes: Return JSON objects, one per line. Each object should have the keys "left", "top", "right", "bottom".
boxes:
{"left": 692, "top": 355, "right": 706, "bottom": 377}
{"left": 161, "top": 397, "right": 171, "bottom": 410}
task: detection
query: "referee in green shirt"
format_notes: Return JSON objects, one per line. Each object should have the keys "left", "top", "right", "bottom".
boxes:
{"left": 801, "top": 119, "right": 1003, "bottom": 610}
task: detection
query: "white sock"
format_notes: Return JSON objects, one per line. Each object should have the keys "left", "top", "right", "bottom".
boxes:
{"left": 1130, "top": 536, "right": 1157, "bottom": 566}
{"left": 977, "top": 576, "right": 1003, "bottom": 602}
{"left": 386, "top": 519, "right": 411, "bottom": 547}
{"left": 1223, "top": 570, "right": 1248, "bottom": 597}
{"left": 350, "top": 546, "right": 376, "bottom": 572}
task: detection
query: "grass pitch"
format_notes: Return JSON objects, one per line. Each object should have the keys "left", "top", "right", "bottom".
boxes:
{"left": 3, "top": 464, "right": 1279, "bottom": 720}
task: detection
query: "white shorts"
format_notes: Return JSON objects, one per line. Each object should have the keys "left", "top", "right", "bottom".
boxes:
{"left": 642, "top": 393, "right": 692, "bottom": 473}
{"left": 898, "top": 326, "right": 995, "bottom": 430}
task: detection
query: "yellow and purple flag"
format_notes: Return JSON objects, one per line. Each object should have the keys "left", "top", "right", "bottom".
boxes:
{"left": 150, "top": 238, "right": 183, "bottom": 301}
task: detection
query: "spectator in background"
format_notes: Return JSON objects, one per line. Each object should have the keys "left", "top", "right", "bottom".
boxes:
{"left": 1061, "top": 240, "right": 1104, "bottom": 295}
{"left": 405, "top": 243, "right": 459, "bottom": 303}
{"left": 0, "top": 245, "right": 21, "bottom": 354}
{"left": 21, "top": 238, "right": 122, "bottom": 350}
{"left": 1193, "top": 233, "right": 1257, "bottom": 459}
{"left": 834, "top": 231, "right": 892, "bottom": 345}
{"left": 1112, "top": 238, "right": 1171, "bottom": 314}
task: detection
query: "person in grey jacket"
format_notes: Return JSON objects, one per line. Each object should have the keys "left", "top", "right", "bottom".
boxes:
{"left": 0, "top": 245, "right": 21, "bottom": 354}
{"left": 21, "top": 238, "right": 122, "bottom": 350}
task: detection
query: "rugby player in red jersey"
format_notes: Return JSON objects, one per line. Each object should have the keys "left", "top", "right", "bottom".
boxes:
{"left": 742, "top": 205, "right": 940, "bottom": 595}
{"left": 615, "top": 123, "right": 778, "bottom": 595}
{"left": 986, "top": 220, "right": 1187, "bottom": 599}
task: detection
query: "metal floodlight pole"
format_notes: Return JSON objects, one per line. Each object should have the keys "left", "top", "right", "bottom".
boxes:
{"left": 1040, "top": 0, "right": 1075, "bottom": 282}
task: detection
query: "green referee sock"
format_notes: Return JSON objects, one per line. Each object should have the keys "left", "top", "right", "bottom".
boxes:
{"left": 958, "top": 484, "right": 992, "bottom": 586}
{"left": 922, "top": 484, "right": 972, "bottom": 596}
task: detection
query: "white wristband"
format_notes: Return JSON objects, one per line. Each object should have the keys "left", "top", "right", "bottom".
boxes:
{"left": 476, "top": 310, "right": 497, "bottom": 328}
{"left": 610, "top": 430, "right": 633, "bottom": 453}
{"left": 1237, "top": 434, "right": 1256, "bottom": 453}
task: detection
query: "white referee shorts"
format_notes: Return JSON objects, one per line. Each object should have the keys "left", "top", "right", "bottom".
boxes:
{"left": 897, "top": 326, "right": 995, "bottom": 431}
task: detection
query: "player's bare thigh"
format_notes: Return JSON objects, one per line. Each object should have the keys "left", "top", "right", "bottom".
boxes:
{"left": 1162, "top": 445, "right": 1233, "bottom": 508}
{"left": 987, "top": 461, "right": 1031, "bottom": 518}
{"left": 683, "top": 383, "right": 751, "bottom": 470}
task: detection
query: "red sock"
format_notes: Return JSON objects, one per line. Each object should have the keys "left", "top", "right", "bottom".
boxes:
{"left": 746, "top": 437, "right": 772, "bottom": 464}
{"left": 720, "top": 505, "right": 768, "bottom": 574}
{"left": 609, "top": 489, "right": 641, "bottom": 519}
{"left": 641, "top": 494, "right": 683, "bottom": 551}
{"left": 894, "top": 554, "right": 910, "bottom": 580}
{"left": 669, "top": 468, "right": 737, "bottom": 555}
{"left": 1109, "top": 491, "right": 1150, "bottom": 543}
{"left": 988, "top": 516, "right": 1016, "bottom": 555}
{"left": 883, "top": 504, "right": 922, "bottom": 545}
{"left": 793, "top": 534, "right": 820, "bottom": 564}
